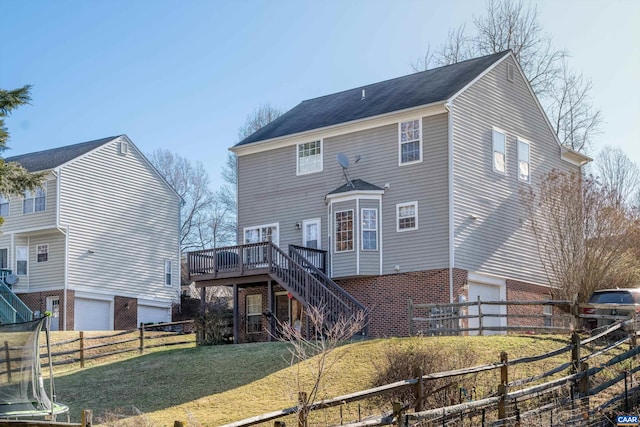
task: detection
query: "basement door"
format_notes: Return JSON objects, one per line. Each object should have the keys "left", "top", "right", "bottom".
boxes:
{"left": 274, "top": 292, "right": 302, "bottom": 335}
{"left": 467, "top": 282, "right": 506, "bottom": 336}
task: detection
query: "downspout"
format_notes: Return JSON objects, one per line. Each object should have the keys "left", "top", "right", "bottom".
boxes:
{"left": 445, "top": 101, "right": 455, "bottom": 304}
{"left": 53, "top": 167, "right": 69, "bottom": 331}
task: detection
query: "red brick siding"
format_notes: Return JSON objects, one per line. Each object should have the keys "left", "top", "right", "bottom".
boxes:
{"left": 18, "top": 290, "right": 72, "bottom": 331}
{"left": 506, "top": 279, "right": 552, "bottom": 328}
{"left": 114, "top": 296, "right": 138, "bottom": 330}
{"left": 337, "top": 269, "right": 468, "bottom": 338}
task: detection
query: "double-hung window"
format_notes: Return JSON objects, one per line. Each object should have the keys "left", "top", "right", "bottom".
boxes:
{"left": 16, "top": 246, "right": 28, "bottom": 275}
{"left": 0, "top": 196, "right": 9, "bottom": 218}
{"left": 37, "top": 244, "right": 48, "bottom": 263}
{"left": 397, "top": 202, "right": 418, "bottom": 231}
{"left": 399, "top": 119, "right": 422, "bottom": 164}
{"left": 297, "top": 140, "right": 322, "bottom": 175}
{"left": 334, "top": 210, "right": 353, "bottom": 252}
{"left": 0, "top": 249, "right": 7, "bottom": 269}
{"left": 492, "top": 128, "right": 506, "bottom": 174}
{"left": 164, "top": 260, "right": 172, "bottom": 286}
{"left": 246, "top": 294, "right": 262, "bottom": 334}
{"left": 23, "top": 185, "right": 46, "bottom": 214}
{"left": 361, "top": 208, "right": 378, "bottom": 251}
{"left": 518, "top": 138, "right": 531, "bottom": 183}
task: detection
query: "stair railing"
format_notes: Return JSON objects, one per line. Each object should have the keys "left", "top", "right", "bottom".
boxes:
{"left": 0, "top": 280, "right": 33, "bottom": 323}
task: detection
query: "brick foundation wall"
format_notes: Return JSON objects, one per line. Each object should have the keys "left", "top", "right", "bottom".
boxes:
{"left": 337, "top": 269, "right": 468, "bottom": 338}
{"left": 114, "top": 296, "right": 138, "bottom": 330}
{"left": 506, "top": 279, "right": 553, "bottom": 328}
{"left": 18, "top": 289, "right": 72, "bottom": 331}
{"left": 238, "top": 287, "right": 270, "bottom": 343}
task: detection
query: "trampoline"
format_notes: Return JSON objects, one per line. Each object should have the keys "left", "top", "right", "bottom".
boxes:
{"left": 0, "top": 316, "right": 68, "bottom": 420}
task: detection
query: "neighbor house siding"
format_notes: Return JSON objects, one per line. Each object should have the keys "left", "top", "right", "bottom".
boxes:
{"left": 0, "top": 174, "right": 57, "bottom": 232}
{"left": 451, "top": 56, "right": 579, "bottom": 285}
{"left": 59, "top": 138, "right": 180, "bottom": 303}
{"left": 18, "top": 232, "right": 65, "bottom": 291}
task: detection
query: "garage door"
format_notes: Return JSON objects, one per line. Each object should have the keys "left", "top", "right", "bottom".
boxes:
{"left": 138, "top": 305, "right": 170, "bottom": 325}
{"left": 75, "top": 298, "right": 112, "bottom": 331}
{"left": 468, "top": 283, "right": 505, "bottom": 336}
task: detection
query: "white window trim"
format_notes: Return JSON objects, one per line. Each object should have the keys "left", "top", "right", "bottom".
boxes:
{"left": 334, "top": 209, "right": 354, "bottom": 253}
{"left": 361, "top": 208, "right": 378, "bottom": 251}
{"left": 23, "top": 183, "right": 47, "bottom": 214}
{"left": 296, "top": 139, "right": 323, "bottom": 175}
{"left": 243, "top": 223, "right": 280, "bottom": 246}
{"left": 492, "top": 127, "right": 507, "bottom": 175}
{"left": 302, "top": 218, "right": 321, "bottom": 249}
{"left": 246, "top": 294, "right": 262, "bottom": 334}
{"left": 396, "top": 201, "right": 418, "bottom": 232}
{"left": 164, "top": 259, "right": 172, "bottom": 286}
{"left": 517, "top": 137, "right": 531, "bottom": 184}
{"left": 398, "top": 118, "right": 423, "bottom": 166}
{"left": 36, "top": 244, "right": 49, "bottom": 263}
{"left": 119, "top": 141, "right": 129, "bottom": 155}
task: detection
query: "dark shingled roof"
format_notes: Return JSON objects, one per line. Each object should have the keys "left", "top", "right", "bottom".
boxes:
{"left": 4, "top": 136, "right": 120, "bottom": 172}
{"left": 328, "top": 179, "right": 384, "bottom": 195}
{"left": 236, "top": 51, "right": 510, "bottom": 147}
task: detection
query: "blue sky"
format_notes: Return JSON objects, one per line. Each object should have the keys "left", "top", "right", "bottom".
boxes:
{"left": 2, "top": 0, "right": 639, "bottom": 188}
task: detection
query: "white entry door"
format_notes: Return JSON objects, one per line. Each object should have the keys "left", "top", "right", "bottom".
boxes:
{"left": 302, "top": 219, "right": 321, "bottom": 249}
{"left": 468, "top": 282, "right": 505, "bottom": 336}
{"left": 46, "top": 296, "right": 60, "bottom": 331}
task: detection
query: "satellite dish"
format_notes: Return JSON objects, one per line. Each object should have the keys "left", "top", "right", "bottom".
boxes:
{"left": 336, "top": 153, "right": 350, "bottom": 169}
{"left": 4, "top": 274, "right": 18, "bottom": 286}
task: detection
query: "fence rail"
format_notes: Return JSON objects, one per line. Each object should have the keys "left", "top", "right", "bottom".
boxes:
{"left": 28, "top": 320, "right": 196, "bottom": 371}
{"left": 223, "top": 318, "right": 640, "bottom": 427}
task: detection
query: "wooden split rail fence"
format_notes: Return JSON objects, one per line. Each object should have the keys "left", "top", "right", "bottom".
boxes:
{"left": 222, "top": 320, "right": 640, "bottom": 426}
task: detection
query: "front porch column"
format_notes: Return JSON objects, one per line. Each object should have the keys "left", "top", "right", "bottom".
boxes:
{"left": 267, "top": 280, "right": 273, "bottom": 341}
{"left": 233, "top": 284, "right": 239, "bottom": 344}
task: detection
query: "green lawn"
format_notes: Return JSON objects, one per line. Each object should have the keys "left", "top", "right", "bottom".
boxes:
{"left": 49, "top": 334, "right": 580, "bottom": 426}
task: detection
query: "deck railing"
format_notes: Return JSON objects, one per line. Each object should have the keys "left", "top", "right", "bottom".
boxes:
{"left": 0, "top": 270, "right": 33, "bottom": 323}
{"left": 188, "top": 242, "right": 367, "bottom": 334}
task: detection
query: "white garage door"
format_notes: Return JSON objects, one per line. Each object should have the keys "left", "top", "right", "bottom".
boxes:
{"left": 75, "top": 298, "right": 112, "bottom": 331}
{"left": 138, "top": 305, "right": 170, "bottom": 325}
{"left": 468, "top": 283, "right": 505, "bottom": 336}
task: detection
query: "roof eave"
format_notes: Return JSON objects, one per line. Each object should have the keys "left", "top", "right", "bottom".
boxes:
{"left": 561, "top": 146, "right": 592, "bottom": 167}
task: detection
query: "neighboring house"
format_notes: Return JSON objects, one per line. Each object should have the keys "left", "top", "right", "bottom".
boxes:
{"left": 0, "top": 135, "right": 181, "bottom": 330}
{"left": 188, "top": 51, "right": 590, "bottom": 342}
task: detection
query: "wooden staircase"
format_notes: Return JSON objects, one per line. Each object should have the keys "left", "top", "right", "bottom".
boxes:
{"left": 188, "top": 242, "right": 368, "bottom": 336}
{"left": 0, "top": 270, "right": 33, "bottom": 324}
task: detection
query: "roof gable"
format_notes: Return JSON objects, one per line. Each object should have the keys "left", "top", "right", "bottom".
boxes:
{"left": 236, "top": 51, "right": 510, "bottom": 147}
{"left": 4, "top": 136, "right": 120, "bottom": 172}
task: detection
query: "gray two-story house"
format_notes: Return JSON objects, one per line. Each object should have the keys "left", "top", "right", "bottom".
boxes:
{"left": 188, "top": 51, "right": 589, "bottom": 342}
{"left": 0, "top": 135, "right": 181, "bottom": 330}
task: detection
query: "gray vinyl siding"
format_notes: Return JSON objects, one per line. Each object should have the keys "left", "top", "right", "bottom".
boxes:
{"left": 59, "top": 140, "right": 180, "bottom": 302}
{"left": 359, "top": 199, "right": 381, "bottom": 275}
{"left": 0, "top": 173, "right": 57, "bottom": 233}
{"left": 237, "top": 113, "right": 450, "bottom": 278}
{"left": 451, "top": 56, "right": 578, "bottom": 285}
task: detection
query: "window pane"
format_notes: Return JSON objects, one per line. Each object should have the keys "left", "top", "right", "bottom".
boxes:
{"left": 398, "top": 203, "right": 417, "bottom": 230}
{"left": 298, "top": 140, "right": 322, "bottom": 174}
{"left": 493, "top": 130, "right": 506, "bottom": 173}
{"left": 335, "top": 210, "right": 353, "bottom": 252}
{"left": 0, "top": 249, "right": 7, "bottom": 269}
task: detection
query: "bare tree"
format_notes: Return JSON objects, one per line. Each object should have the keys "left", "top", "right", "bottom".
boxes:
{"left": 413, "top": 0, "right": 599, "bottom": 153}
{"left": 275, "top": 305, "right": 367, "bottom": 426}
{"left": 547, "top": 62, "right": 602, "bottom": 151}
{"left": 216, "top": 103, "right": 285, "bottom": 244}
{"left": 148, "top": 149, "right": 232, "bottom": 251}
{"left": 521, "top": 170, "right": 640, "bottom": 302}
{"left": 594, "top": 146, "right": 640, "bottom": 209}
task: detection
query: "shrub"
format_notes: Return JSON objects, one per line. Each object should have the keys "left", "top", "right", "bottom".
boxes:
{"left": 371, "top": 340, "right": 480, "bottom": 408}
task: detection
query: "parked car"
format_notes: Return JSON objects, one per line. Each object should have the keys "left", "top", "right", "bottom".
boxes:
{"left": 582, "top": 288, "right": 640, "bottom": 331}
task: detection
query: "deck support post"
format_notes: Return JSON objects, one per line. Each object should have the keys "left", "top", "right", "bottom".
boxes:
{"left": 233, "top": 284, "right": 239, "bottom": 344}
{"left": 268, "top": 280, "right": 273, "bottom": 341}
